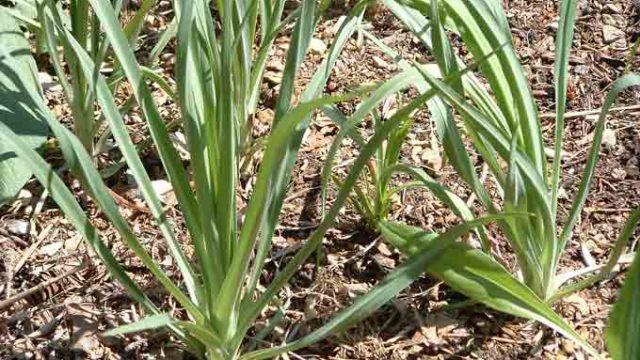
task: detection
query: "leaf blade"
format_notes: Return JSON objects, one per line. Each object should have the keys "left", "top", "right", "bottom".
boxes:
{"left": 0, "top": 10, "right": 49, "bottom": 204}
{"left": 607, "top": 220, "right": 640, "bottom": 360}
{"left": 241, "top": 216, "right": 503, "bottom": 360}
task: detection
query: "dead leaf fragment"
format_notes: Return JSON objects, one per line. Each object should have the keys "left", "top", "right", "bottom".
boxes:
{"left": 264, "top": 71, "right": 282, "bottom": 86}
{"left": 564, "top": 293, "right": 589, "bottom": 316}
{"left": 66, "top": 296, "right": 103, "bottom": 359}
{"left": 340, "top": 283, "right": 369, "bottom": 298}
{"left": 372, "top": 55, "right": 389, "bottom": 69}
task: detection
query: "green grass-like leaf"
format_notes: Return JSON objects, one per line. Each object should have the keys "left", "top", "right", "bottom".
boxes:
{"left": 607, "top": 209, "right": 640, "bottom": 360}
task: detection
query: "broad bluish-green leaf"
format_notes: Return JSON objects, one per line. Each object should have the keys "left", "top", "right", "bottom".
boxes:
{"left": 2, "top": 0, "right": 38, "bottom": 27}
{"left": 0, "top": 10, "right": 49, "bottom": 205}
{"left": 380, "top": 220, "right": 599, "bottom": 357}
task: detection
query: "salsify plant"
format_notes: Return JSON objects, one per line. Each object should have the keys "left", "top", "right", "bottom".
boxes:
{"left": 323, "top": 91, "right": 489, "bottom": 252}
{"left": 392, "top": 0, "right": 640, "bottom": 298}
{"left": 320, "top": 29, "right": 603, "bottom": 359}
{"left": 13, "top": 0, "right": 159, "bottom": 153}
{"left": 1, "top": 0, "right": 172, "bottom": 202}
{"left": 315, "top": 0, "right": 640, "bottom": 355}
{"left": 322, "top": 95, "right": 417, "bottom": 231}
{"left": 343, "top": 0, "right": 640, "bottom": 355}
{"left": 11, "top": 0, "right": 312, "bottom": 157}
{"left": 0, "top": 0, "right": 521, "bottom": 359}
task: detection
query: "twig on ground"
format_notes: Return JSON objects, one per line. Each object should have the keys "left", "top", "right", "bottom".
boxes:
{"left": 0, "top": 258, "right": 89, "bottom": 311}
{"left": 584, "top": 207, "right": 635, "bottom": 213}
{"left": 27, "top": 311, "right": 65, "bottom": 338}
{"left": 5, "top": 224, "right": 54, "bottom": 298}
{"left": 540, "top": 104, "right": 640, "bottom": 119}
{"left": 106, "top": 188, "right": 152, "bottom": 214}
{"left": 330, "top": 235, "right": 381, "bottom": 268}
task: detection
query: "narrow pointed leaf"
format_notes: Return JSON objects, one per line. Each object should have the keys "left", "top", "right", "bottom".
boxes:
{"left": 104, "top": 314, "right": 175, "bottom": 337}
{"left": 241, "top": 217, "right": 503, "bottom": 360}
{"left": 607, "top": 236, "right": 640, "bottom": 360}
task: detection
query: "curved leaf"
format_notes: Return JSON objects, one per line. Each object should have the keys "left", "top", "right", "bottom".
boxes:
{"left": 104, "top": 314, "right": 174, "bottom": 337}
{"left": 241, "top": 216, "right": 504, "bottom": 360}
{"left": 381, "top": 220, "right": 600, "bottom": 358}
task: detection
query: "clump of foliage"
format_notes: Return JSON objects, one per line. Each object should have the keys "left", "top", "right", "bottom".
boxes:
{"left": 353, "top": 0, "right": 639, "bottom": 356}
{"left": 0, "top": 1, "right": 512, "bottom": 359}
{"left": 322, "top": 94, "right": 419, "bottom": 231}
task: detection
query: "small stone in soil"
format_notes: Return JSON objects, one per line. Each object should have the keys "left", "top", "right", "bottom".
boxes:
{"left": 603, "top": 3, "right": 621, "bottom": 13}
{"left": 602, "top": 128, "right": 616, "bottom": 149}
{"left": 38, "top": 72, "right": 62, "bottom": 93}
{"left": 309, "top": 38, "right": 327, "bottom": 55}
{"left": 6, "top": 219, "right": 29, "bottom": 235}
{"left": 372, "top": 55, "right": 389, "bottom": 69}
{"left": 602, "top": 25, "right": 626, "bottom": 47}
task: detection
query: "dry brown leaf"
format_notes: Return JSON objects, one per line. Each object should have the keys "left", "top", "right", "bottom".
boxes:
{"left": 66, "top": 296, "right": 103, "bottom": 359}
